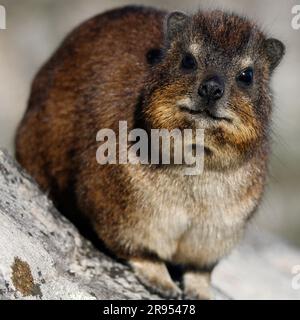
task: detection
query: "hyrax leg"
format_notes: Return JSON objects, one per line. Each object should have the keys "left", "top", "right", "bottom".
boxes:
{"left": 183, "top": 269, "right": 213, "bottom": 300}
{"left": 130, "top": 258, "right": 181, "bottom": 299}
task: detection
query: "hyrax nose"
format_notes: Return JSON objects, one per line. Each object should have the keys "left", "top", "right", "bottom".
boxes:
{"left": 198, "top": 76, "right": 224, "bottom": 103}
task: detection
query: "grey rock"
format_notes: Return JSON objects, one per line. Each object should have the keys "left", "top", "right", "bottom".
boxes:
{"left": 0, "top": 149, "right": 159, "bottom": 300}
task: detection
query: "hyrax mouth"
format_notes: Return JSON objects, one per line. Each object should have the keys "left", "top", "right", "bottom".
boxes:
{"left": 179, "top": 105, "right": 232, "bottom": 123}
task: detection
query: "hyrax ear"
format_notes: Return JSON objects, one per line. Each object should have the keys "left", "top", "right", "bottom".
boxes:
{"left": 165, "top": 11, "right": 189, "bottom": 41}
{"left": 264, "top": 38, "right": 285, "bottom": 71}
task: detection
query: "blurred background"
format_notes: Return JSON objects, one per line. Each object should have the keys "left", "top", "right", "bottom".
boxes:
{"left": 0, "top": 0, "right": 299, "bottom": 245}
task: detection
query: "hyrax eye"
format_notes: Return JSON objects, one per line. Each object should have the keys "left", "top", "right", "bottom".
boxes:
{"left": 236, "top": 67, "right": 254, "bottom": 86}
{"left": 181, "top": 53, "right": 197, "bottom": 71}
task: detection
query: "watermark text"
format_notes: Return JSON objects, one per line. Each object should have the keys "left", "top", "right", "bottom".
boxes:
{"left": 0, "top": 5, "right": 6, "bottom": 30}
{"left": 292, "top": 5, "right": 300, "bottom": 30}
{"left": 96, "top": 121, "right": 205, "bottom": 176}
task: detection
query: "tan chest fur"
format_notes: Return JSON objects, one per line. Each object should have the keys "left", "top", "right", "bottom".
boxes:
{"left": 127, "top": 162, "right": 259, "bottom": 267}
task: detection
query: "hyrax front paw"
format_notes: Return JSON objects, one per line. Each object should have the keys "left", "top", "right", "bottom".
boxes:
{"left": 183, "top": 271, "right": 213, "bottom": 300}
{"left": 130, "top": 258, "right": 182, "bottom": 299}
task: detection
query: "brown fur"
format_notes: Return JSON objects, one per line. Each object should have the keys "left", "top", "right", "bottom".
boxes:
{"left": 15, "top": 6, "right": 284, "bottom": 299}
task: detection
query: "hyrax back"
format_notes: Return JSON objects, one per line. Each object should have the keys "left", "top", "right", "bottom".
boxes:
{"left": 16, "top": 6, "right": 284, "bottom": 299}
{"left": 16, "top": 6, "right": 165, "bottom": 198}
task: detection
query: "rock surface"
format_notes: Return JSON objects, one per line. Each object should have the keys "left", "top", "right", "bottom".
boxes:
{"left": 0, "top": 148, "right": 300, "bottom": 300}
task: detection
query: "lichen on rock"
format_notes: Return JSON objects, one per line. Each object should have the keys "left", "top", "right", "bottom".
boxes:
{"left": 11, "top": 257, "right": 42, "bottom": 298}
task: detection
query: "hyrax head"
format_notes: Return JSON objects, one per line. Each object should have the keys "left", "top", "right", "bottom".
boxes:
{"left": 142, "top": 10, "right": 285, "bottom": 170}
